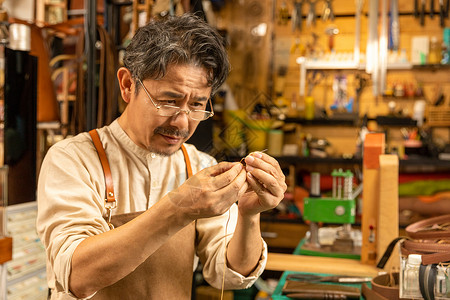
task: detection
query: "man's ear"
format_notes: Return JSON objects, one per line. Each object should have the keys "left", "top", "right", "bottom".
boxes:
{"left": 117, "top": 67, "right": 134, "bottom": 103}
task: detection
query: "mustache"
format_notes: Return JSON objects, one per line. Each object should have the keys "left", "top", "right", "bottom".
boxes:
{"left": 154, "top": 126, "right": 190, "bottom": 139}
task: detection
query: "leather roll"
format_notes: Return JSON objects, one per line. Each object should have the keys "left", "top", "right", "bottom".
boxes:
{"left": 371, "top": 273, "right": 399, "bottom": 300}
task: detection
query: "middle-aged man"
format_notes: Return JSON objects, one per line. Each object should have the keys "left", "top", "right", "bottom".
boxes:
{"left": 37, "top": 13, "right": 287, "bottom": 299}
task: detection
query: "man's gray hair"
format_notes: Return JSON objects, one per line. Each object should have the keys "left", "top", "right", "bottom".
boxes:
{"left": 123, "top": 14, "right": 230, "bottom": 95}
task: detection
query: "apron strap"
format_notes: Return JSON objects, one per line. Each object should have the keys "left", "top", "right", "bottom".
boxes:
{"left": 89, "top": 129, "right": 116, "bottom": 206}
{"left": 180, "top": 144, "right": 193, "bottom": 178}
{"left": 89, "top": 129, "right": 194, "bottom": 208}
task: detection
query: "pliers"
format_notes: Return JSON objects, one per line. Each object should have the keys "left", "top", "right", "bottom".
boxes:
{"left": 292, "top": 0, "right": 305, "bottom": 32}
{"left": 306, "top": 0, "right": 317, "bottom": 27}
{"left": 322, "top": 0, "right": 335, "bottom": 22}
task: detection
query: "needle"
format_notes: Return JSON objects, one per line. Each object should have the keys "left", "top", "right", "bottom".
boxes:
{"left": 240, "top": 149, "right": 268, "bottom": 166}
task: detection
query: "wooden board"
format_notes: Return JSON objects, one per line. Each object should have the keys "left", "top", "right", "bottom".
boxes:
{"left": 377, "top": 154, "right": 399, "bottom": 271}
{"left": 361, "top": 133, "right": 385, "bottom": 265}
{"left": 266, "top": 252, "right": 380, "bottom": 277}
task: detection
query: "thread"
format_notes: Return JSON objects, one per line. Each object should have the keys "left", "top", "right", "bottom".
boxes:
{"left": 220, "top": 209, "right": 231, "bottom": 300}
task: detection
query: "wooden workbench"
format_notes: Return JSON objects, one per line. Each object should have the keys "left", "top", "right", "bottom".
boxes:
{"left": 266, "top": 252, "right": 381, "bottom": 277}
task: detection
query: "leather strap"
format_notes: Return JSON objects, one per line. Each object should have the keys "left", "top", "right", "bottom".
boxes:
{"left": 89, "top": 128, "right": 193, "bottom": 206}
{"left": 180, "top": 144, "right": 193, "bottom": 178}
{"left": 361, "top": 283, "right": 390, "bottom": 300}
{"left": 405, "top": 214, "right": 450, "bottom": 240}
{"left": 89, "top": 129, "right": 116, "bottom": 204}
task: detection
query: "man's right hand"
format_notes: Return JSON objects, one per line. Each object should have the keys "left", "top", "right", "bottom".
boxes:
{"left": 166, "top": 162, "right": 247, "bottom": 220}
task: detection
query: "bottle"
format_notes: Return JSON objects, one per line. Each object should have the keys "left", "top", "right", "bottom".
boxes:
{"left": 304, "top": 96, "right": 315, "bottom": 120}
{"left": 402, "top": 254, "right": 421, "bottom": 298}
{"left": 428, "top": 37, "right": 442, "bottom": 64}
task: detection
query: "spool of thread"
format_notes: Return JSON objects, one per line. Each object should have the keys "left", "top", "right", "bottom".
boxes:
{"left": 267, "top": 130, "right": 283, "bottom": 156}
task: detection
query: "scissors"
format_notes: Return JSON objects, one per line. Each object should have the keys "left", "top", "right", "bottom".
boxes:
{"left": 307, "top": 70, "right": 324, "bottom": 96}
{"left": 286, "top": 273, "right": 372, "bottom": 283}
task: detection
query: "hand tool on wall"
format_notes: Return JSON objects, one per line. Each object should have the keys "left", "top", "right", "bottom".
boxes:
{"left": 292, "top": 0, "right": 304, "bottom": 32}
{"left": 445, "top": 0, "right": 449, "bottom": 17}
{"left": 278, "top": 1, "right": 290, "bottom": 25}
{"left": 354, "top": 0, "right": 363, "bottom": 65}
{"left": 431, "top": 0, "right": 435, "bottom": 18}
{"left": 322, "top": 0, "right": 334, "bottom": 22}
{"left": 440, "top": 0, "right": 446, "bottom": 26}
{"left": 307, "top": 70, "right": 324, "bottom": 96}
{"left": 414, "top": 0, "right": 420, "bottom": 18}
{"left": 379, "top": 0, "right": 388, "bottom": 95}
{"left": 367, "top": 0, "right": 379, "bottom": 96}
{"left": 306, "top": 0, "right": 317, "bottom": 27}
{"left": 420, "top": 0, "right": 426, "bottom": 26}
{"left": 325, "top": 25, "right": 339, "bottom": 52}
{"left": 389, "top": 0, "right": 399, "bottom": 51}
{"left": 355, "top": 73, "right": 368, "bottom": 115}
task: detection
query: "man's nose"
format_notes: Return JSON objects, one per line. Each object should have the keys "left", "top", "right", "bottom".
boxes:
{"left": 169, "top": 109, "right": 190, "bottom": 126}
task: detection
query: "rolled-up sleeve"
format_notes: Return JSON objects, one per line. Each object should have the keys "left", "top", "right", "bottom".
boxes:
{"left": 195, "top": 204, "right": 268, "bottom": 290}
{"left": 37, "top": 142, "right": 109, "bottom": 296}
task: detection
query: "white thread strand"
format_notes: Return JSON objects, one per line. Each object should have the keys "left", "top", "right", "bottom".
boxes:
{"left": 220, "top": 210, "right": 231, "bottom": 300}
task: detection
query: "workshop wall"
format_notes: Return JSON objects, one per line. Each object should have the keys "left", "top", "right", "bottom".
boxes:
{"left": 218, "top": 0, "right": 450, "bottom": 157}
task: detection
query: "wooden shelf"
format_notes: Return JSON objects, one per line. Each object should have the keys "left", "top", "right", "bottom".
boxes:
{"left": 283, "top": 117, "right": 357, "bottom": 126}
{"left": 274, "top": 155, "right": 450, "bottom": 168}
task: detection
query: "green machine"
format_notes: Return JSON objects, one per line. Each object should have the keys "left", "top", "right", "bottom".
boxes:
{"left": 299, "top": 170, "right": 361, "bottom": 259}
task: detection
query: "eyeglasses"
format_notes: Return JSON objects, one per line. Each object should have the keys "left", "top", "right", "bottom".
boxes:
{"left": 137, "top": 78, "right": 214, "bottom": 121}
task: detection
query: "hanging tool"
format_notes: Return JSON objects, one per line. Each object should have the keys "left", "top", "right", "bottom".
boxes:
{"left": 278, "top": 1, "right": 290, "bottom": 25}
{"left": 306, "top": 0, "right": 317, "bottom": 27}
{"left": 379, "top": 0, "right": 388, "bottom": 96}
{"left": 325, "top": 25, "right": 339, "bottom": 52}
{"left": 292, "top": 0, "right": 304, "bottom": 32}
{"left": 414, "top": 0, "right": 420, "bottom": 18}
{"left": 420, "top": 0, "right": 426, "bottom": 26}
{"left": 322, "top": 0, "right": 335, "bottom": 22}
{"left": 389, "top": 0, "right": 399, "bottom": 51}
{"left": 354, "top": 0, "right": 363, "bottom": 65}
{"left": 355, "top": 73, "right": 368, "bottom": 115}
{"left": 307, "top": 70, "right": 324, "bottom": 96}
{"left": 445, "top": 0, "right": 449, "bottom": 17}
{"left": 431, "top": 0, "right": 435, "bottom": 18}
{"left": 440, "top": 0, "right": 446, "bottom": 27}
{"left": 367, "top": 0, "right": 379, "bottom": 96}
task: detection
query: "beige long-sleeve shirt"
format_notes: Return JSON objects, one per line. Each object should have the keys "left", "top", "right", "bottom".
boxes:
{"left": 37, "top": 120, "right": 267, "bottom": 299}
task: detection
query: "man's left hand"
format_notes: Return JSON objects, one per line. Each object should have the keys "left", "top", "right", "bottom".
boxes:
{"left": 238, "top": 152, "right": 287, "bottom": 216}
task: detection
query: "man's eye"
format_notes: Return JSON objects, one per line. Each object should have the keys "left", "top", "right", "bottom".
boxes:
{"left": 160, "top": 100, "right": 177, "bottom": 106}
{"left": 191, "top": 102, "right": 205, "bottom": 108}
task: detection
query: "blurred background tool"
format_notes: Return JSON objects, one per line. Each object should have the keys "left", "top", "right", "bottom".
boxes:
{"left": 292, "top": 0, "right": 304, "bottom": 32}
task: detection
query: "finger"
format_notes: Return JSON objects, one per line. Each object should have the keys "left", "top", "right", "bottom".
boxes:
{"left": 247, "top": 167, "right": 286, "bottom": 197}
{"left": 237, "top": 170, "right": 249, "bottom": 196}
{"left": 209, "top": 162, "right": 244, "bottom": 190}
{"left": 203, "top": 161, "right": 237, "bottom": 177}
{"left": 248, "top": 151, "right": 279, "bottom": 168}
{"left": 246, "top": 171, "right": 266, "bottom": 197}
{"left": 244, "top": 154, "right": 283, "bottom": 181}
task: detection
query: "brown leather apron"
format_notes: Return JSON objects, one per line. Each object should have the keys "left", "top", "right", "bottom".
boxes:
{"left": 89, "top": 130, "right": 195, "bottom": 299}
